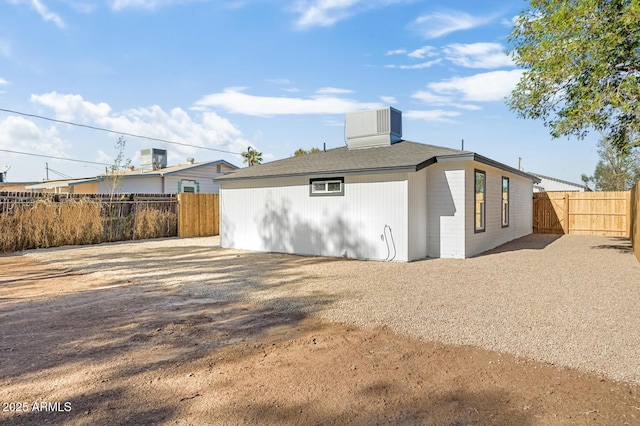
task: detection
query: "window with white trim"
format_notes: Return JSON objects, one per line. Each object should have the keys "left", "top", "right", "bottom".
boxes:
{"left": 179, "top": 179, "right": 199, "bottom": 193}
{"left": 309, "top": 177, "right": 344, "bottom": 196}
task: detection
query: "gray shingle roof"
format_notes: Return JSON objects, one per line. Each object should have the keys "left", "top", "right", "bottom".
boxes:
{"left": 217, "top": 140, "right": 540, "bottom": 183}
{"left": 216, "top": 141, "right": 472, "bottom": 181}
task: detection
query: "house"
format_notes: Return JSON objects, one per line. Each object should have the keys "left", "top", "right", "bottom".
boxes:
{"left": 216, "top": 107, "right": 540, "bottom": 261}
{"left": 530, "top": 173, "right": 590, "bottom": 192}
{"left": 25, "top": 153, "right": 237, "bottom": 194}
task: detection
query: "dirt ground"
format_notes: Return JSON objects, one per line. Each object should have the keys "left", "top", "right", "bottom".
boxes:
{"left": 1, "top": 253, "right": 639, "bottom": 425}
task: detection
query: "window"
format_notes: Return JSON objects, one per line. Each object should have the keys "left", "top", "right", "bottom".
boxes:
{"left": 179, "top": 179, "right": 199, "bottom": 193}
{"left": 474, "top": 170, "right": 486, "bottom": 232}
{"left": 502, "top": 177, "right": 509, "bottom": 227}
{"left": 310, "top": 177, "right": 344, "bottom": 196}
{"left": 216, "top": 164, "right": 222, "bottom": 173}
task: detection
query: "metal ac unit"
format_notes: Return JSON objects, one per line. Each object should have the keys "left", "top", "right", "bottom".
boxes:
{"left": 345, "top": 107, "right": 402, "bottom": 149}
{"left": 140, "top": 148, "right": 167, "bottom": 171}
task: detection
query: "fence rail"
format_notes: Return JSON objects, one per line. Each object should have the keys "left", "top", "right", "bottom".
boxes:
{"left": 533, "top": 191, "right": 630, "bottom": 237}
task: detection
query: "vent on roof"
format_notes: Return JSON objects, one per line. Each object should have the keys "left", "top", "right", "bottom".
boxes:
{"left": 140, "top": 148, "right": 167, "bottom": 171}
{"left": 345, "top": 107, "right": 402, "bottom": 149}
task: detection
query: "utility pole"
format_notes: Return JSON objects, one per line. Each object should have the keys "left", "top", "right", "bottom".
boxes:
{"left": 461, "top": 139, "right": 464, "bottom": 150}
{"left": 45, "top": 162, "right": 49, "bottom": 180}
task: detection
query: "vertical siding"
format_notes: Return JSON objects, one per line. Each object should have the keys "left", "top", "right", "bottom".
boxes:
{"left": 465, "top": 162, "right": 533, "bottom": 257}
{"left": 426, "top": 163, "right": 467, "bottom": 258}
{"left": 220, "top": 173, "right": 409, "bottom": 261}
{"left": 407, "top": 168, "right": 428, "bottom": 260}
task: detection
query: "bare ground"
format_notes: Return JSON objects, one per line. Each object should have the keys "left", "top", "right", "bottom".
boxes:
{"left": 0, "top": 235, "right": 639, "bottom": 425}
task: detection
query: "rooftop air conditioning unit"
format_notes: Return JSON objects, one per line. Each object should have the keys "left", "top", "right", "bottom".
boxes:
{"left": 345, "top": 106, "right": 402, "bottom": 149}
{"left": 140, "top": 148, "right": 167, "bottom": 171}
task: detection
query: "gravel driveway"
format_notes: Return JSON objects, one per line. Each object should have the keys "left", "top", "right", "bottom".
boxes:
{"left": 26, "top": 233, "right": 640, "bottom": 384}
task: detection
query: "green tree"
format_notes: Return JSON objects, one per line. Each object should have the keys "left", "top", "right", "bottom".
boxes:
{"left": 582, "top": 137, "right": 640, "bottom": 191}
{"left": 241, "top": 146, "right": 263, "bottom": 166}
{"left": 293, "top": 147, "right": 321, "bottom": 156}
{"left": 507, "top": 0, "right": 640, "bottom": 151}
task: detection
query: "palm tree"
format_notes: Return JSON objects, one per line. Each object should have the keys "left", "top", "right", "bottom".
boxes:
{"left": 242, "top": 146, "right": 263, "bottom": 166}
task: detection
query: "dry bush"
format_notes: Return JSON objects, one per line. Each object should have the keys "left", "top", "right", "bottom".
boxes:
{"left": 0, "top": 198, "right": 103, "bottom": 252}
{"left": 133, "top": 208, "right": 177, "bottom": 240}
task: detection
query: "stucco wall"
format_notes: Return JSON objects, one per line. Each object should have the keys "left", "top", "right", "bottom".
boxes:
{"left": 220, "top": 173, "right": 410, "bottom": 261}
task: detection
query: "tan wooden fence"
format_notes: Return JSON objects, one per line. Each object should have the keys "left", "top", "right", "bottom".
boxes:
{"left": 533, "top": 191, "right": 630, "bottom": 236}
{"left": 630, "top": 182, "right": 640, "bottom": 262}
{"left": 178, "top": 193, "right": 219, "bottom": 237}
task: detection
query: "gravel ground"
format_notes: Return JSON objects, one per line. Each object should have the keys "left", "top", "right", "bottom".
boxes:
{"left": 25, "top": 233, "right": 640, "bottom": 385}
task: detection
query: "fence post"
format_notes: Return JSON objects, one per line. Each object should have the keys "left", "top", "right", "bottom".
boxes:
{"left": 563, "top": 193, "right": 570, "bottom": 234}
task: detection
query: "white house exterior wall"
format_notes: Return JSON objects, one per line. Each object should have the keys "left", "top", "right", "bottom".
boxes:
{"left": 164, "top": 163, "right": 235, "bottom": 193}
{"left": 534, "top": 177, "right": 586, "bottom": 192}
{"left": 426, "top": 162, "right": 467, "bottom": 259}
{"left": 220, "top": 173, "right": 411, "bottom": 261}
{"left": 465, "top": 162, "right": 533, "bottom": 258}
{"left": 407, "top": 168, "right": 428, "bottom": 260}
{"left": 97, "top": 176, "right": 162, "bottom": 194}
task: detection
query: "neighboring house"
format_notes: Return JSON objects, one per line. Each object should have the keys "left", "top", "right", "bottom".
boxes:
{"left": 25, "top": 158, "right": 237, "bottom": 194}
{"left": 0, "top": 182, "right": 39, "bottom": 192}
{"left": 216, "top": 107, "right": 540, "bottom": 261}
{"left": 530, "top": 173, "right": 590, "bottom": 192}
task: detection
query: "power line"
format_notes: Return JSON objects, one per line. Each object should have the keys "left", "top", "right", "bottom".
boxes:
{"left": 0, "top": 148, "right": 111, "bottom": 166}
{"left": 0, "top": 107, "right": 244, "bottom": 155}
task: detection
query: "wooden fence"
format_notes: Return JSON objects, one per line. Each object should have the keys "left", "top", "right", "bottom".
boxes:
{"left": 630, "top": 182, "right": 640, "bottom": 262}
{"left": 178, "top": 193, "right": 219, "bottom": 237}
{"left": 533, "top": 191, "right": 630, "bottom": 236}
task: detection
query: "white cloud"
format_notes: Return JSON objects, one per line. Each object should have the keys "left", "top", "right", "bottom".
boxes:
{"left": 194, "top": 87, "right": 382, "bottom": 116}
{"left": 427, "top": 70, "right": 524, "bottom": 102}
{"left": 30, "top": 0, "right": 67, "bottom": 28}
{"left": 266, "top": 78, "right": 292, "bottom": 85}
{"left": 407, "top": 45, "right": 436, "bottom": 59}
{"left": 95, "top": 149, "right": 112, "bottom": 164}
{"left": 0, "top": 78, "right": 8, "bottom": 86}
{"left": 386, "top": 49, "right": 407, "bottom": 56}
{"left": 109, "top": 0, "right": 176, "bottom": 11}
{"left": 380, "top": 96, "right": 397, "bottom": 104}
{"left": 0, "top": 115, "right": 70, "bottom": 160}
{"left": 443, "top": 43, "right": 514, "bottom": 69}
{"left": 31, "top": 92, "right": 112, "bottom": 121}
{"left": 316, "top": 87, "right": 354, "bottom": 95}
{"left": 404, "top": 110, "right": 461, "bottom": 123}
{"left": 411, "top": 90, "right": 482, "bottom": 111}
{"left": 26, "top": 92, "right": 250, "bottom": 163}
{"left": 292, "top": 0, "right": 407, "bottom": 29}
{"left": 411, "top": 11, "right": 493, "bottom": 39}
{"left": 385, "top": 59, "right": 441, "bottom": 69}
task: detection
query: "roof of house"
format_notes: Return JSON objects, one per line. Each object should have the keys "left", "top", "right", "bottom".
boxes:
{"left": 25, "top": 159, "right": 238, "bottom": 190}
{"left": 216, "top": 140, "right": 540, "bottom": 182}
{"left": 529, "top": 172, "right": 590, "bottom": 191}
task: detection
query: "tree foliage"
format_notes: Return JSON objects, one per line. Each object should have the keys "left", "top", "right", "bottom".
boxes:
{"left": 507, "top": 0, "right": 640, "bottom": 151}
{"left": 241, "top": 146, "right": 263, "bottom": 166}
{"left": 582, "top": 137, "right": 640, "bottom": 191}
{"left": 101, "top": 136, "right": 131, "bottom": 195}
{"left": 293, "top": 147, "right": 321, "bottom": 156}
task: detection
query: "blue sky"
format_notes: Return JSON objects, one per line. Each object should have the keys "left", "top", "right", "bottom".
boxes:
{"left": 0, "top": 0, "right": 599, "bottom": 183}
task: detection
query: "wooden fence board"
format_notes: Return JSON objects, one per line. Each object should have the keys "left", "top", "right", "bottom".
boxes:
{"left": 178, "top": 193, "right": 219, "bottom": 238}
{"left": 533, "top": 191, "right": 630, "bottom": 236}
